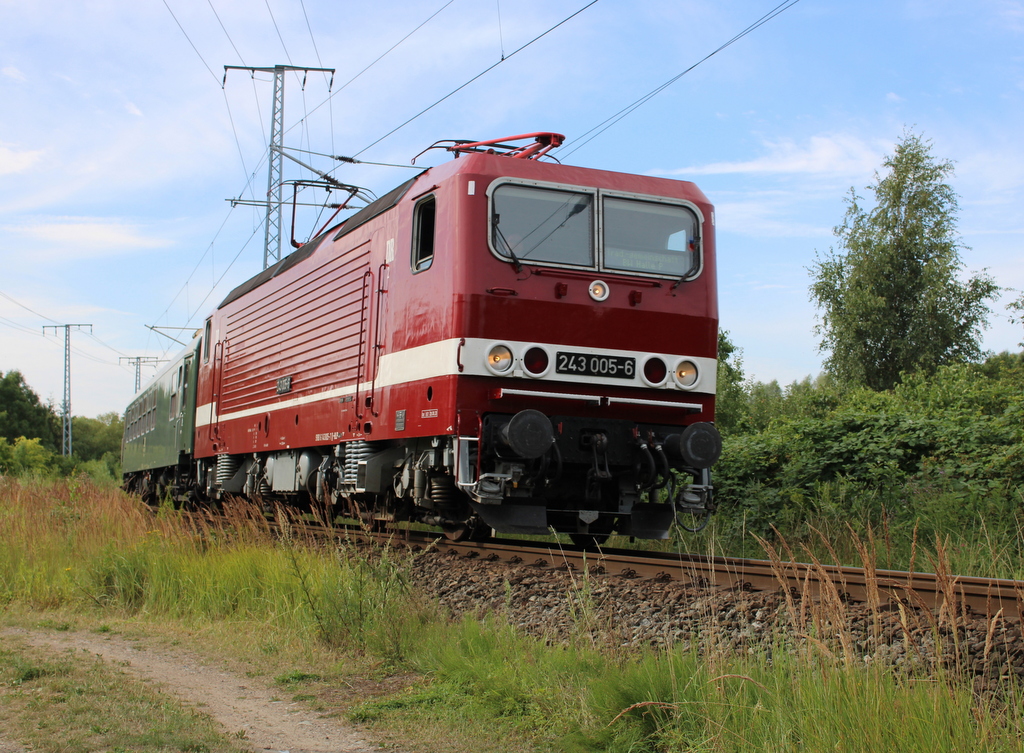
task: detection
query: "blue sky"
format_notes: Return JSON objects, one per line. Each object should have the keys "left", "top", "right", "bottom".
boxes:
{"left": 1, "top": 0, "right": 1022, "bottom": 418}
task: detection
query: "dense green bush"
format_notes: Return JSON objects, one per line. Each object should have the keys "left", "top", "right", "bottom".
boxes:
{"left": 0, "top": 437, "right": 59, "bottom": 477}
{"left": 0, "top": 436, "right": 121, "bottom": 484}
{"left": 710, "top": 353, "right": 1024, "bottom": 568}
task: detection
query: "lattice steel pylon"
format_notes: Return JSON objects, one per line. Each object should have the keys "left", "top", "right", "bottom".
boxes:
{"left": 42, "top": 323, "right": 92, "bottom": 456}
{"left": 223, "top": 64, "right": 335, "bottom": 270}
{"left": 119, "top": 356, "right": 161, "bottom": 393}
{"left": 264, "top": 66, "right": 285, "bottom": 270}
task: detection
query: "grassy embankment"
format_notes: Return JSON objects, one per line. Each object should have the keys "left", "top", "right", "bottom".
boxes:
{"left": 1, "top": 476, "right": 1023, "bottom": 752}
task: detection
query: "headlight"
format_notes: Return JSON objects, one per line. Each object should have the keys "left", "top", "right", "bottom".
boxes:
{"left": 486, "top": 344, "right": 514, "bottom": 374}
{"left": 673, "top": 360, "right": 699, "bottom": 389}
{"left": 588, "top": 280, "right": 610, "bottom": 302}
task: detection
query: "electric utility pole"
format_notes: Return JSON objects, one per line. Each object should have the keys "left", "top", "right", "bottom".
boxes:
{"left": 223, "top": 64, "right": 335, "bottom": 270}
{"left": 42, "top": 323, "right": 92, "bottom": 456}
{"left": 119, "top": 356, "right": 162, "bottom": 393}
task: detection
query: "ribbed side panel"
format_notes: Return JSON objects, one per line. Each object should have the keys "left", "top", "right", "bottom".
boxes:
{"left": 219, "top": 243, "right": 371, "bottom": 413}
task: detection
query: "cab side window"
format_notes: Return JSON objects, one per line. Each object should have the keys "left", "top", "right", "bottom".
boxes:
{"left": 412, "top": 196, "right": 436, "bottom": 273}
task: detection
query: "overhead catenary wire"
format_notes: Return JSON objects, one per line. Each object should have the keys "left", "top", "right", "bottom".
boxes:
{"left": 222, "top": 90, "right": 254, "bottom": 195}
{"left": 186, "top": 224, "right": 262, "bottom": 327}
{"left": 299, "top": 0, "right": 326, "bottom": 69}
{"left": 280, "top": 0, "right": 457, "bottom": 143}
{"left": 0, "top": 290, "right": 60, "bottom": 324}
{"left": 264, "top": 0, "right": 294, "bottom": 65}
{"left": 207, "top": 0, "right": 247, "bottom": 66}
{"left": 131, "top": 0, "right": 816, "bottom": 405}
{"left": 298, "top": 77, "right": 315, "bottom": 185}
{"left": 149, "top": 208, "right": 239, "bottom": 338}
{"left": 284, "top": 145, "right": 421, "bottom": 170}
{"left": 157, "top": 0, "right": 457, "bottom": 328}
{"left": 155, "top": 0, "right": 779, "bottom": 290}
{"left": 0, "top": 316, "right": 43, "bottom": 336}
{"left": 349, "top": 0, "right": 602, "bottom": 160}
{"left": 297, "top": 0, "right": 335, "bottom": 156}
{"left": 82, "top": 331, "right": 129, "bottom": 359}
{"left": 496, "top": 0, "right": 506, "bottom": 60}
{"left": 63, "top": 1, "right": 453, "bottom": 395}
{"left": 162, "top": 0, "right": 257, "bottom": 198}
{"left": 251, "top": 75, "right": 270, "bottom": 147}
{"left": 152, "top": 0, "right": 598, "bottom": 354}
{"left": 160, "top": 0, "right": 221, "bottom": 86}
{"left": 214, "top": 1, "right": 599, "bottom": 270}
{"left": 0, "top": 291, "right": 131, "bottom": 369}
{"left": 562, "top": 0, "right": 802, "bottom": 158}
{"left": 147, "top": 222, "right": 260, "bottom": 362}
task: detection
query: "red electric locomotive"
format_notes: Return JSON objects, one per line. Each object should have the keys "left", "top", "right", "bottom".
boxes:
{"left": 126, "top": 133, "right": 722, "bottom": 543}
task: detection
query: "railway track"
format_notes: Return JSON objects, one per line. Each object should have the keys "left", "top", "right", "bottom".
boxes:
{"left": 180, "top": 509, "right": 1024, "bottom": 622}
{"left": 361, "top": 529, "right": 1024, "bottom": 623}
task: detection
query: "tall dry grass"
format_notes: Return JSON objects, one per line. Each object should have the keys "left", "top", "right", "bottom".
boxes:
{"left": 5, "top": 475, "right": 1024, "bottom": 752}
{"left": 0, "top": 476, "right": 426, "bottom": 660}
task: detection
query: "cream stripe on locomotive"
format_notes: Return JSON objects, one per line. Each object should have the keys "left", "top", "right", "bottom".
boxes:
{"left": 195, "top": 337, "right": 717, "bottom": 428}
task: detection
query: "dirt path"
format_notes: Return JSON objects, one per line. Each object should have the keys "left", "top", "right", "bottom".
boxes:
{"left": 2, "top": 627, "right": 394, "bottom": 753}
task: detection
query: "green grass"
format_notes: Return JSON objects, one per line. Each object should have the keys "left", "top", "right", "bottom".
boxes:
{"left": 397, "top": 617, "right": 1024, "bottom": 752}
{"left": 3, "top": 476, "right": 1024, "bottom": 752}
{"left": 0, "top": 637, "right": 246, "bottom": 753}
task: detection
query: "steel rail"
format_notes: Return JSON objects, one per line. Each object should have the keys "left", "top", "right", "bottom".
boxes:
{"left": 176, "top": 511, "right": 1024, "bottom": 622}
{"left": 379, "top": 531, "right": 1024, "bottom": 622}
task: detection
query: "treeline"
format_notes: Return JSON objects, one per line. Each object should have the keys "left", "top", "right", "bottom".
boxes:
{"left": 698, "top": 131, "right": 1024, "bottom": 572}
{"left": 711, "top": 344, "right": 1023, "bottom": 566}
{"left": 0, "top": 370, "right": 123, "bottom": 481}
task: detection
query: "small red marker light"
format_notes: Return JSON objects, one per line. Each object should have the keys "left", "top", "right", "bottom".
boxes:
{"left": 643, "top": 357, "right": 667, "bottom": 385}
{"left": 523, "top": 347, "right": 549, "bottom": 375}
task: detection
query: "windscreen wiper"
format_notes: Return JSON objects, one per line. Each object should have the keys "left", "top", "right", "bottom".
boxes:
{"left": 493, "top": 214, "right": 524, "bottom": 273}
{"left": 671, "top": 243, "right": 701, "bottom": 291}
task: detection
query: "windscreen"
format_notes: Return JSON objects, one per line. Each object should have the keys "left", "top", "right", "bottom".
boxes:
{"left": 492, "top": 185, "right": 593, "bottom": 267}
{"left": 603, "top": 197, "right": 698, "bottom": 277}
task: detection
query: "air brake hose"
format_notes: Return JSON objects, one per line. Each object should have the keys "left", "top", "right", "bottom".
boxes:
{"left": 636, "top": 441, "right": 657, "bottom": 491}
{"left": 651, "top": 443, "right": 671, "bottom": 490}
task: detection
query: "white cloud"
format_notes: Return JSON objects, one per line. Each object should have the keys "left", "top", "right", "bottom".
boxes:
{"left": 125, "top": 103, "right": 143, "bottom": 117}
{"left": 996, "top": 0, "right": 1024, "bottom": 32}
{"left": 886, "top": 92, "right": 904, "bottom": 103}
{"left": 958, "top": 146, "right": 1024, "bottom": 194}
{"left": 2, "top": 66, "right": 26, "bottom": 81}
{"left": 717, "top": 200, "right": 832, "bottom": 238}
{"left": 0, "top": 144, "right": 44, "bottom": 175}
{"left": 654, "top": 134, "right": 885, "bottom": 179}
{"left": 4, "top": 218, "right": 172, "bottom": 258}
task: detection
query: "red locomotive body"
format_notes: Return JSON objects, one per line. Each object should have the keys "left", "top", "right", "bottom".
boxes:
{"left": 135, "top": 135, "right": 722, "bottom": 542}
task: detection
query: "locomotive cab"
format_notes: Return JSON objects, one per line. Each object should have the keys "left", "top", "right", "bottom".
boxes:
{"left": 431, "top": 145, "right": 722, "bottom": 540}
